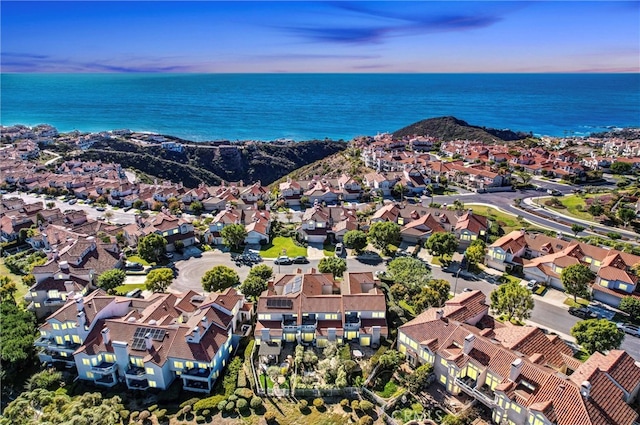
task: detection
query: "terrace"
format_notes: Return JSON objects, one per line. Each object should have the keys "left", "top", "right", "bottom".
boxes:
{"left": 455, "top": 376, "right": 496, "bottom": 408}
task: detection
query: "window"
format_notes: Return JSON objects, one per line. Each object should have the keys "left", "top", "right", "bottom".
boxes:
{"left": 258, "top": 314, "right": 271, "bottom": 321}
{"left": 131, "top": 357, "right": 143, "bottom": 367}
{"left": 594, "top": 260, "right": 601, "bottom": 267}
{"left": 48, "top": 290, "right": 60, "bottom": 299}
{"left": 105, "top": 354, "right": 115, "bottom": 363}
{"left": 372, "top": 312, "right": 385, "bottom": 318}
{"left": 511, "top": 404, "right": 522, "bottom": 414}
{"left": 145, "top": 368, "right": 154, "bottom": 375}
{"left": 186, "top": 361, "right": 194, "bottom": 369}
{"left": 409, "top": 340, "right": 418, "bottom": 350}
{"left": 584, "top": 257, "right": 592, "bottom": 264}
{"left": 399, "top": 333, "right": 407, "bottom": 343}
{"left": 55, "top": 336, "right": 63, "bottom": 345}
{"left": 64, "top": 335, "right": 71, "bottom": 342}
{"left": 61, "top": 323, "right": 67, "bottom": 330}
{"left": 174, "top": 361, "right": 184, "bottom": 369}
{"left": 440, "top": 358, "right": 448, "bottom": 366}
{"left": 619, "top": 283, "right": 630, "bottom": 292}
{"left": 486, "top": 373, "right": 500, "bottom": 390}
{"left": 35, "top": 303, "right": 41, "bottom": 308}
{"left": 148, "top": 380, "right": 157, "bottom": 388}
{"left": 228, "top": 345, "right": 233, "bottom": 353}
{"left": 40, "top": 330, "right": 47, "bottom": 337}
{"left": 31, "top": 292, "right": 38, "bottom": 297}
{"left": 600, "top": 279, "right": 609, "bottom": 287}
{"left": 72, "top": 335, "right": 81, "bottom": 344}
{"left": 440, "top": 375, "right": 447, "bottom": 384}
{"left": 461, "top": 234, "right": 471, "bottom": 241}
{"left": 86, "top": 372, "right": 94, "bottom": 379}
{"left": 82, "top": 359, "right": 90, "bottom": 366}
{"left": 52, "top": 323, "right": 60, "bottom": 330}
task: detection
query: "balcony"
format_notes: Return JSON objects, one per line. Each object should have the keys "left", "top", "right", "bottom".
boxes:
{"left": 34, "top": 337, "right": 80, "bottom": 352}
{"left": 182, "top": 367, "right": 213, "bottom": 380}
{"left": 127, "top": 379, "right": 149, "bottom": 390}
{"left": 125, "top": 366, "right": 146, "bottom": 378}
{"left": 455, "top": 377, "right": 495, "bottom": 408}
{"left": 301, "top": 316, "right": 317, "bottom": 327}
{"left": 92, "top": 361, "right": 116, "bottom": 374}
{"left": 94, "top": 374, "right": 117, "bottom": 387}
{"left": 183, "top": 378, "right": 211, "bottom": 393}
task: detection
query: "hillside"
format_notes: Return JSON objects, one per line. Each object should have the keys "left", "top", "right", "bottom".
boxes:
{"left": 70, "top": 139, "right": 347, "bottom": 188}
{"left": 392, "top": 116, "right": 530, "bottom": 142}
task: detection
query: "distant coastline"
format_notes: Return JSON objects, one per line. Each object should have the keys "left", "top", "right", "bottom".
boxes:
{"left": 2, "top": 73, "right": 639, "bottom": 141}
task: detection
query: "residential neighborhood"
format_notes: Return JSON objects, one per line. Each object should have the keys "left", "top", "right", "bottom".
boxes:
{"left": 2, "top": 124, "right": 640, "bottom": 425}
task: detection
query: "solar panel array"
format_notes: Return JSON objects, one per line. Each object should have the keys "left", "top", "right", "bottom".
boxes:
{"left": 131, "top": 327, "right": 166, "bottom": 351}
{"left": 266, "top": 298, "right": 293, "bottom": 309}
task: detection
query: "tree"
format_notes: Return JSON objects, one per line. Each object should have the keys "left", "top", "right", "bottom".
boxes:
{"left": 190, "top": 200, "right": 204, "bottom": 215}
{"left": 617, "top": 208, "right": 636, "bottom": 227}
{"left": 588, "top": 203, "right": 604, "bottom": 218}
{"left": 138, "top": 233, "right": 167, "bottom": 263}
{"left": 571, "top": 224, "right": 585, "bottom": 237}
{"left": 318, "top": 256, "right": 347, "bottom": 278}
{"left": 221, "top": 223, "right": 247, "bottom": 250}
{"left": 248, "top": 264, "right": 273, "bottom": 281}
{"left": 609, "top": 161, "right": 632, "bottom": 174}
{"left": 561, "top": 264, "right": 594, "bottom": 302}
{"left": 0, "top": 276, "right": 17, "bottom": 302}
{"left": 425, "top": 232, "right": 458, "bottom": 259}
{"left": 97, "top": 269, "right": 126, "bottom": 293}
{"left": 240, "top": 275, "right": 268, "bottom": 299}
{"left": 103, "top": 210, "right": 114, "bottom": 221}
{"left": 392, "top": 183, "right": 408, "bottom": 200}
{"left": 367, "top": 221, "right": 401, "bottom": 254}
{"left": 515, "top": 171, "right": 532, "bottom": 185}
{"left": 202, "top": 265, "right": 240, "bottom": 292}
{"left": 464, "top": 240, "right": 486, "bottom": 268}
{"left": 0, "top": 297, "right": 37, "bottom": 391}
{"left": 406, "top": 363, "right": 434, "bottom": 393}
{"left": 377, "top": 349, "right": 405, "bottom": 370}
{"left": 133, "top": 199, "right": 144, "bottom": 210}
{"left": 145, "top": 267, "right": 174, "bottom": 293}
{"left": 343, "top": 230, "right": 368, "bottom": 253}
{"left": 387, "top": 257, "right": 430, "bottom": 287}
{"left": 414, "top": 279, "right": 451, "bottom": 312}
{"left": 619, "top": 296, "right": 640, "bottom": 321}
{"left": 490, "top": 281, "right": 534, "bottom": 321}
{"left": 571, "top": 319, "right": 624, "bottom": 354}
{"left": 46, "top": 201, "right": 55, "bottom": 209}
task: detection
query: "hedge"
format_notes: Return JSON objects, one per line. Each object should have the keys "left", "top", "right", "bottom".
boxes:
{"left": 193, "top": 394, "right": 227, "bottom": 413}
{"left": 234, "top": 388, "right": 254, "bottom": 399}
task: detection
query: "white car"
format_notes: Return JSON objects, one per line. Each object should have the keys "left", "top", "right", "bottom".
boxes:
{"left": 616, "top": 323, "right": 640, "bottom": 337}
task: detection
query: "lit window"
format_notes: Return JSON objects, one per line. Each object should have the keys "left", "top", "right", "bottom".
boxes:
{"left": 600, "top": 279, "right": 609, "bottom": 287}
{"left": 440, "top": 358, "right": 448, "bottom": 366}
{"left": 148, "top": 380, "right": 157, "bottom": 388}
{"left": 82, "top": 359, "right": 90, "bottom": 366}
{"left": 619, "top": 283, "right": 629, "bottom": 292}
{"left": 105, "top": 354, "right": 115, "bottom": 363}
{"left": 72, "top": 335, "right": 81, "bottom": 344}
{"left": 440, "top": 375, "right": 447, "bottom": 384}
{"left": 174, "top": 361, "right": 184, "bottom": 369}
{"left": 186, "top": 361, "right": 194, "bottom": 369}
{"left": 512, "top": 404, "right": 522, "bottom": 414}
{"left": 52, "top": 323, "right": 60, "bottom": 330}
{"left": 86, "top": 372, "right": 94, "bottom": 378}
{"left": 145, "top": 368, "right": 154, "bottom": 375}
{"left": 31, "top": 292, "right": 38, "bottom": 297}
{"left": 35, "top": 303, "right": 41, "bottom": 308}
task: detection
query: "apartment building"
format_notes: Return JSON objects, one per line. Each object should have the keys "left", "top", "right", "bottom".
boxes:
{"left": 398, "top": 291, "right": 640, "bottom": 425}
{"left": 36, "top": 288, "right": 252, "bottom": 393}
{"left": 255, "top": 271, "right": 387, "bottom": 351}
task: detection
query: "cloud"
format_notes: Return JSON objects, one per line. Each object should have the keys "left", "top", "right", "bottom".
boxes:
{"left": 1, "top": 51, "right": 195, "bottom": 72}
{"left": 283, "top": 26, "right": 389, "bottom": 44}
{"left": 251, "top": 53, "right": 381, "bottom": 60}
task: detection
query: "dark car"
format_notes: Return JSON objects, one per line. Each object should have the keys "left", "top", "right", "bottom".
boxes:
{"left": 292, "top": 256, "right": 309, "bottom": 264}
{"left": 568, "top": 307, "right": 597, "bottom": 319}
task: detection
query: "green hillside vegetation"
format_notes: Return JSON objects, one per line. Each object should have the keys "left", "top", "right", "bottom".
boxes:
{"left": 68, "top": 138, "right": 347, "bottom": 187}
{"left": 393, "top": 116, "right": 530, "bottom": 142}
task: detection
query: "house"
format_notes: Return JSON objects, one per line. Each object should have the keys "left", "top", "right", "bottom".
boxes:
{"left": 398, "top": 291, "right": 640, "bottom": 425}
{"left": 35, "top": 288, "right": 252, "bottom": 392}
{"left": 363, "top": 172, "right": 398, "bottom": 196}
{"left": 255, "top": 271, "right": 387, "bottom": 350}
{"left": 337, "top": 174, "right": 362, "bottom": 201}
{"left": 487, "top": 230, "right": 640, "bottom": 308}
{"left": 304, "top": 180, "right": 339, "bottom": 205}
{"left": 297, "top": 205, "right": 357, "bottom": 244}
{"left": 240, "top": 182, "right": 269, "bottom": 204}
{"left": 278, "top": 179, "right": 304, "bottom": 206}
{"left": 204, "top": 206, "right": 271, "bottom": 246}
{"left": 123, "top": 212, "right": 195, "bottom": 252}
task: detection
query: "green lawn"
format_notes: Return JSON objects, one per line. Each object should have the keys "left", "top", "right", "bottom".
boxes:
{"left": 125, "top": 255, "right": 151, "bottom": 266}
{"left": 323, "top": 243, "right": 335, "bottom": 257}
{"left": 399, "top": 300, "right": 416, "bottom": 316}
{"left": 466, "top": 204, "right": 523, "bottom": 233}
{"left": 376, "top": 380, "right": 400, "bottom": 398}
{"left": 0, "top": 259, "right": 30, "bottom": 305}
{"left": 114, "top": 282, "right": 146, "bottom": 296}
{"left": 536, "top": 194, "right": 607, "bottom": 222}
{"left": 563, "top": 297, "right": 590, "bottom": 308}
{"left": 259, "top": 237, "right": 307, "bottom": 258}
{"left": 500, "top": 274, "right": 523, "bottom": 285}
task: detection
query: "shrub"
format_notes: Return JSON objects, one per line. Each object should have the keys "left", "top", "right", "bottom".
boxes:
{"left": 351, "top": 400, "right": 360, "bottom": 411}
{"left": 237, "top": 399, "right": 248, "bottom": 411}
{"left": 359, "top": 400, "right": 374, "bottom": 412}
{"left": 228, "top": 394, "right": 239, "bottom": 402}
{"left": 234, "top": 387, "right": 254, "bottom": 399}
{"left": 217, "top": 400, "right": 228, "bottom": 412}
{"left": 223, "top": 357, "right": 243, "bottom": 396}
{"left": 340, "top": 399, "right": 350, "bottom": 408}
{"left": 202, "top": 409, "right": 210, "bottom": 417}
{"left": 155, "top": 409, "right": 167, "bottom": 422}
{"left": 182, "top": 405, "right": 192, "bottom": 416}
{"left": 359, "top": 416, "right": 374, "bottom": 425}
{"left": 224, "top": 401, "right": 235, "bottom": 412}
{"left": 119, "top": 410, "right": 130, "bottom": 420}
{"left": 298, "top": 399, "right": 308, "bottom": 411}
{"left": 237, "top": 369, "right": 248, "bottom": 388}
{"left": 195, "top": 416, "right": 206, "bottom": 424}
{"left": 250, "top": 396, "right": 263, "bottom": 410}
{"left": 130, "top": 411, "right": 140, "bottom": 421}
{"left": 194, "top": 395, "right": 227, "bottom": 413}
{"left": 148, "top": 404, "right": 158, "bottom": 412}
{"left": 264, "top": 411, "right": 277, "bottom": 423}
{"left": 180, "top": 398, "right": 200, "bottom": 409}
{"left": 139, "top": 410, "right": 151, "bottom": 421}
{"left": 313, "top": 398, "right": 325, "bottom": 409}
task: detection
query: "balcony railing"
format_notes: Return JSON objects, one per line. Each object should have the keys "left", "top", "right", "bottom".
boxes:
{"left": 44, "top": 298, "right": 65, "bottom": 306}
{"left": 92, "top": 362, "right": 116, "bottom": 374}
{"left": 34, "top": 337, "right": 80, "bottom": 351}
{"left": 125, "top": 366, "right": 146, "bottom": 378}
{"left": 94, "top": 375, "right": 116, "bottom": 386}
{"left": 183, "top": 379, "right": 211, "bottom": 392}
{"left": 127, "top": 379, "right": 149, "bottom": 390}
{"left": 182, "top": 367, "right": 213, "bottom": 380}
{"left": 455, "top": 378, "right": 496, "bottom": 407}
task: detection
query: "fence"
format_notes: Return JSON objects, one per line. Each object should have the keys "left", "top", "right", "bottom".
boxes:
{"left": 294, "top": 387, "right": 359, "bottom": 398}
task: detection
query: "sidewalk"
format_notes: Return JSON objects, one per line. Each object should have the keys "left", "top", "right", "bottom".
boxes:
{"left": 525, "top": 319, "right": 576, "bottom": 343}
{"left": 532, "top": 286, "right": 569, "bottom": 310}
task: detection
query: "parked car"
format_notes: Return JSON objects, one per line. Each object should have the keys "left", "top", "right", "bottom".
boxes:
{"left": 292, "top": 256, "right": 309, "bottom": 264}
{"left": 96, "top": 206, "right": 106, "bottom": 211}
{"left": 616, "top": 323, "right": 640, "bottom": 337}
{"left": 274, "top": 256, "right": 292, "bottom": 265}
{"left": 125, "top": 261, "right": 144, "bottom": 271}
{"left": 335, "top": 243, "right": 344, "bottom": 256}
{"left": 125, "top": 288, "right": 142, "bottom": 298}
{"left": 568, "top": 307, "right": 597, "bottom": 319}
{"left": 164, "top": 252, "right": 174, "bottom": 259}
{"left": 67, "top": 199, "right": 77, "bottom": 205}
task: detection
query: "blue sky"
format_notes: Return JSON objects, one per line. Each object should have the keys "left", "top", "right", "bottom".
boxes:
{"left": 2, "top": 1, "right": 639, "bottom": 73}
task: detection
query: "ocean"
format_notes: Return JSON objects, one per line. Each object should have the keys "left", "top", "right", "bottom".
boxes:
{"left": 1, "top": 73, "right": 639, "bottom": 142}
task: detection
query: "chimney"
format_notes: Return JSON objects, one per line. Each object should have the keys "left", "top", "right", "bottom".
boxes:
{"left": 144, "top": 332, "right": 153, "bottom": 350}
{"left": 436, "top": 309, "right": 444, "bottom": 320}
{"left": 520, "top": 228, "right": 526, "bottom": 235}
{"left": 463, "top": 334, "right": 475, "bottom": 355}
{"left": 510, "top": 358, "right": 523, "bottom": 381}
{"left": 261, "top": 328, "right": 271, "bottom": 343}
{"left": 580, "top": 381, "right": 591, "bottom": 399}
{"left": 60, "top": 261, "right": 69, "bottom": 271}
{"left": 101, "top": 327, "right": 111, "bottom": 345}
{"left": 74, "top": 294, "right": 84, "bottom": 312}
{"left": 201, "top": 315, "right": 208, "bottom": 328}
{"left": 77, "top": 311, "right": 86, "bottom": 328}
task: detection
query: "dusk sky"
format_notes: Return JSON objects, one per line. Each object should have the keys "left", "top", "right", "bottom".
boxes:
{"left": 2, "top": 1, "right": 639, "bottom": 73}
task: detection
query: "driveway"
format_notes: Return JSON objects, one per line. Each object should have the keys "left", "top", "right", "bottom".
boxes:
{"left": 306, "top": 243, "right": 325, "bottom": 260}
